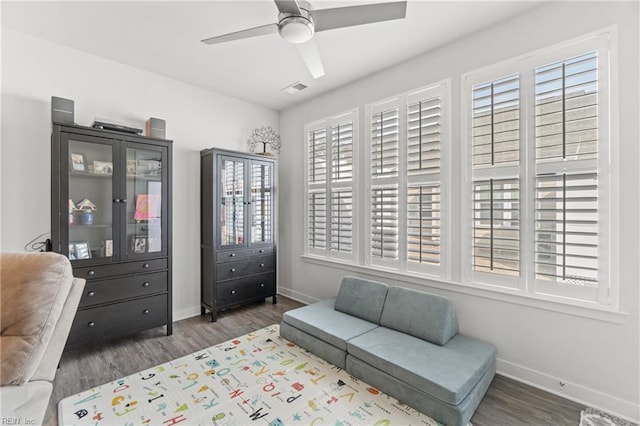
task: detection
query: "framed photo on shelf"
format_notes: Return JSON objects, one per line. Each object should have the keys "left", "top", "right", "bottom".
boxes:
{"left": 70, "top": 152, "right": 87, "bottom": 172}
{"left": 133, "top": 236, "right": 147, "bottom": 254}
{"left": 93, "top": 160, "right": 113, "bottom": 175}
{"left": 71, "top": 242, "right": 91, "bottom": 259}
{"left": 137, "top": 159, "right": 161, "bottom": 176}
{"left": 126, "top": 160, "right": 137, "bottom": 176}
{"left": 68, "top": 243, "right": 77, "bottom": 260}
{"left": 147, "top": 237, "right": 161, "bottom": 253}
{"left": 105, "top": 239, "right": 113, "bottom": 257}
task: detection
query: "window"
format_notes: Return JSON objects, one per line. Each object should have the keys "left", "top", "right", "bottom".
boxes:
{"left": 366, "top": 82, "right": 449, "bottom": 275}
{"left": 471, "top": 74, "right": 521, "bottom": 286}
{"left": 305, "top": 110, "right": 357, "bottom": 261}
{"left": 303, "top": 29, "right": 615, "bottom": 310}
{"left": 463, "top": 31, "right": 613, "bottom": 305}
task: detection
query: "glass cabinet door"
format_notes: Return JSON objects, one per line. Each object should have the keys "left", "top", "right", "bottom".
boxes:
{"left": 67, "top": 137, "right": 115, "bottom": 261}
{"left": 219, "top": 156, "right": 245, "bottom": 248}
{"left": 250, "top": 160, "right": 274, "bottom": 245}
{"left": 126, "top": 145, "right": 166, "bottom": 258}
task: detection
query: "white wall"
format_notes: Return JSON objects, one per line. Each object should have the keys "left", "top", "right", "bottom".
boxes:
{"left": 279, "top": 1, "right": 639, "bottom": 421}
{"left": 0, "top": 28, "right": 278, "bottom": 320}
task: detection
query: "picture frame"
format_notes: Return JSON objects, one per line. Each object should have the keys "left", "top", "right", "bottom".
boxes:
{"left": 137, "top": 159, "right": 161, "bottom": 176}
{"left": 147, "top": 237, "right": 161, "bottom": 253}
{"left": 126, "top": 160, "right": 137, "bottom": 176}
{"left": 70, "top": 152, "right": 87, "bottom": 172}
{"left": 71, "top": 241, "right": 91, "bottom": 259}
{"left": 68, "top": 243, "right": 77, "bottom": 260}
{"left": 93, "top": 160, "right": 113, "bottom": 175}
{"left": 105, "top": 239, "right": 113, "bottom": 257}
{"left": 133, "top": 236, "right": 147, "bottom": 254}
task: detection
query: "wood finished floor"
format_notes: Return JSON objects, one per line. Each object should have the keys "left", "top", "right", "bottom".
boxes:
{"left": 46, "top": 296, "right": 585, "bottom": 425}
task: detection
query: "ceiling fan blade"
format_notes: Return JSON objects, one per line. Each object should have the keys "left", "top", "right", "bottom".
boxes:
{"left": 201, "top": 23, "right": 278, "bottom": 45}
{"left": 312, "top": 1, "right": 407, "bottom": 33}
{"left": 295, "top": 39, "right": 325, "bottom": 79}
{"left": 274, "top": 0, "right": 301, "bottom": 15}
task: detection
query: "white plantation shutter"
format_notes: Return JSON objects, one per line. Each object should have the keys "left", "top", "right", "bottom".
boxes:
{"left": 369, "top": 99, "right": 401, "bottom": 266}
{"left": 329, "top": 119, "right": 355, "bottom": 258}
{"left": 407, "top": 97, "right": 441, "bottom": 176}
{"left": 472, "top": 178, "right": 520, "bottom": 276}
{"left": 371, "top": 187, "right": 399, "bottom": 260}
{"left": 533, "top": 49, "right": 604, "bottom": 301}
{"left": 405, "top": 85, "right": 447, "bottom": 272}
{"left": 307, "top": 191, "right": 327, "bottom": 250}
{"left": 331, "top": 122, "right": 353, "bottom": 182}
{"left": 331, "top": 190, "right": 353, "bottom": 253}
{"left": 305, "top": 111, "right": 357, "bottom": 260}
{"left": 370, "top": 108, "right": 400, "bottom": 179}
{"left": 534, "top": 173, "right": 598, "bottom": 285}
{"left": 407, "top": 185, "right": 440, "bottom": 265}
{"left": 367, "top": 82, "right": 449, "bottom": 274}
{"left": 308, "top": 128, "right": 327, "bottom": 184}
{"left": 471, "top": 75, "right": 521, "bottom": 282}
{"left": 464, "top": 31, "right": 612, "bottom": 305}
{"left": 473, "top": 75, "right": 520, "bottom": 167}
{"left": 535, "top": 52, "right": 598, "bottom": 162}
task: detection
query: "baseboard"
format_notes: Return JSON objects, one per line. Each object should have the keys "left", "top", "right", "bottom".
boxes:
{"left": 497, "top": 358, "right": 640, "bottom": 423}
{"left": 276, "top": 287, "right": 317, "bottom": 305}
{"left": 172, "top": 306, "right": 203, "bottom": 322}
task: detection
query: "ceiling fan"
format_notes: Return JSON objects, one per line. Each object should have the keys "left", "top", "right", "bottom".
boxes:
{"left": 201, "top": 0, "right": 407, "bottom": 79}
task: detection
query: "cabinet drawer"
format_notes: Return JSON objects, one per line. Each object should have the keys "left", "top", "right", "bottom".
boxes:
{"left": 216, "top": 246, "right": 274, "bottom": 263}
{"left": 68, "top": 294, "right": 167, "bottom": 345}
{"left": 217, "top": 273, "right": 275, "bottom": 307}
{"left": 78, "top": 272, "right": 167, "bottom": 308}
{"left": 74, "top": 258, "right": 168, "bottom": 280}
{"left": 216, "top": 255, "right": 275, "bottom": 281}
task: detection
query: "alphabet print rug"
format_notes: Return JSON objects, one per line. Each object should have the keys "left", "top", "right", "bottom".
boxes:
{"left": 59, "top": 324, "right": 440, "bottom": 425}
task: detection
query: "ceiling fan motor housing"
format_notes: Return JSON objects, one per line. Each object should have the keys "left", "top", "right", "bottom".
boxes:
{"left": 278, "top": 3, "right": 314, "bottom": 44}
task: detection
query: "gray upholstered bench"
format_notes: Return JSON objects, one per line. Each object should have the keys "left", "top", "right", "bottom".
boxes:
{"left": 280, "top": 276, "right": 496, "bottom": 426}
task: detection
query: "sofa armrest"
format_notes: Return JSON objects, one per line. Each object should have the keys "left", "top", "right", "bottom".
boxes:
{"left": 31, "top": 277, "right": 85, "bottom": 382}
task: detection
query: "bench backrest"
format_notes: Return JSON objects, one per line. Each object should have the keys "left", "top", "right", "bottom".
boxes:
{"left": 334, "top": 276, "right": 389, "bottom": 324}
{"left": 380, "top": 286, "right": 458, "bottom": 345}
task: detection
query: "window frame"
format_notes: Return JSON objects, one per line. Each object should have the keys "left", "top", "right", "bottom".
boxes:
{"left": 364, "top": 81, "right": 451, "bottom": 277}
{"left": 461, "top": 29, "right": 617, "bottom": 307}
{"left": 304, "top": 109, "right": 359, "bottom": 262}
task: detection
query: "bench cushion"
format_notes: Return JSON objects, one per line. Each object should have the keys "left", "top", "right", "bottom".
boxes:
{"left": 282, "top": 299, "right": 379, "bottom": 351}
{"left": 380, "top": 286, "right": 458, "bottom": 345}
{"left": 347, "top": 326, "right": 496, "bottom": 405}
{"left": 334, "top": 276, "right": 389, "bottom": 324}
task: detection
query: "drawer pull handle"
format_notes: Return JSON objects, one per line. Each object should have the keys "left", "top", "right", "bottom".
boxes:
{"left": 142, "top": 282, "right": 150, "bottom": 287}
{"left": 88, "top": 321, "right": 95, "bottom": 327}
{"left": 231, "top": 290, "right": 236, "bottom": 295}
{"left": 113, "top": 198, "right": 121, "bottom": 203}
{"left": 143, "top": 309, "right": 150, "bottom": 314}
{"left": 231, "top": 268, "right": 236, "bottom": 272}
{"left": 88, "top": 270, "right": 95, "bottom": 276}
{"left": 260, "top": 283, "right": 265, "bottom": 288}
{"left": 88, "top": 291, "right": 95, "bottom": 297}
{"left": 230, "top": 253, "right": 236, "bottom": 257}
{"left": 259, "top": 263, "right": 265, "bottom": 267}
{"left": 143, "top": 263, "right": 150, "bottom": 268}
{"left": 259, "top": 249, "right": 264, "bottom": 253}
{"left": 121, "top": 199, "right": 127, "bottom": 203}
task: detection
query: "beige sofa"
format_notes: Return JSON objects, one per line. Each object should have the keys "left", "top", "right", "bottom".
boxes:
{"left": 1, "top": 252, "right": 85, "bottom": 425}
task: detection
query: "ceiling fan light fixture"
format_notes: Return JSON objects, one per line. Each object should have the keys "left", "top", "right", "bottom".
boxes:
{"left": 278, "top": 16, "right": 314, "bottom": 44}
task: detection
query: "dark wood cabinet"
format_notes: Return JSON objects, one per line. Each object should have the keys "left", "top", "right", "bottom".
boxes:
{"left": 51, "top": 123, "right": 172, "bottom": 345}
{"left": 200, "top": 148, "right": 276, "bottom": 322}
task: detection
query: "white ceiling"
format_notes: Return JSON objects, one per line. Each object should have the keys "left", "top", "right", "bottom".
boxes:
{"left": 1, "top": 1, "right": 542, "bottom": 111}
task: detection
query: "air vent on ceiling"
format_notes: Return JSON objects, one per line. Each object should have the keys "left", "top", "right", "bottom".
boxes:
{"left": 282, "top": 81, "right": 308, "bottom": 95}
